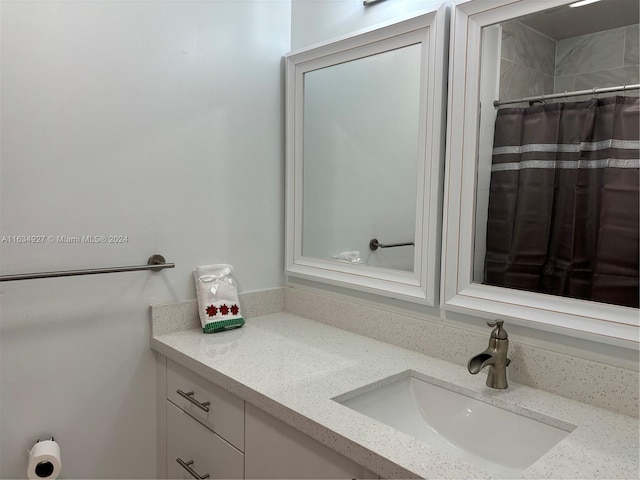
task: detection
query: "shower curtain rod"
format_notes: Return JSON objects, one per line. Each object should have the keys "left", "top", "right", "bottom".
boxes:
{"left": 494, "top": 83, "right": 640, "bottom": 107}
{"left": 0, "top": 254, "right": 174, "bottom": 282}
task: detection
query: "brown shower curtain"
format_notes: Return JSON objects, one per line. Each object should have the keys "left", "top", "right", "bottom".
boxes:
{"left": 484, "top": 95, "right": 639, "bottom": 308}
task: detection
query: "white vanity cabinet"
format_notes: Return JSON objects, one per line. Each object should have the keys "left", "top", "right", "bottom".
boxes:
{"left": 167, "top": 359, "right": 244, "bottom": 451}
{"left": 160, "top": 357, "right": 378, "bottom": 480}
{"left": 245, "top": 403, "right": 378, "bottom": 479}
{"left": 165, "top": 359, "right": 245, "bottom": 479}
{"left": 166, "top": 401, "right": 244, "bottom": 479}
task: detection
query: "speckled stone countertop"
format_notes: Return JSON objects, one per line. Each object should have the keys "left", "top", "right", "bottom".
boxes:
{"left": 151, "top": 313, "right": 639, "bottom": 479}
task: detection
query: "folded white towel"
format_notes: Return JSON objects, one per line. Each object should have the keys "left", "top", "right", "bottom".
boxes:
{"left": 332, "top": 250, "right": 363, "bottom": 263}
{"left": 194, "top": 264, "right": 244, "bottom": 333}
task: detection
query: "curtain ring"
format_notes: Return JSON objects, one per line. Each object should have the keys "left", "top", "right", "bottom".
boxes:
{"left": 623, "top": 84, "right": 627, "bottom": 97}
{"left": 592, "top": 87, "right": 598, "bottom": 98}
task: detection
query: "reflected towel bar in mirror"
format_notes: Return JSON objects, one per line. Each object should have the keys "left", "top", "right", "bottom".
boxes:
{"left": 0, "top": 254, "right": 175, "bottom": 282}
{"left": 369, "top": 238, "right": 415, "bottom": 251}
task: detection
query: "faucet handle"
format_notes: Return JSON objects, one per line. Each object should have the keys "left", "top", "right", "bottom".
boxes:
{"left": 487, "top": 320, "right": 508, "bottom": 339}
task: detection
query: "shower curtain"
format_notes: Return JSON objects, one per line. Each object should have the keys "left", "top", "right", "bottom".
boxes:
{"left": 484, "top": 95, "right": 639, "bottom": 308}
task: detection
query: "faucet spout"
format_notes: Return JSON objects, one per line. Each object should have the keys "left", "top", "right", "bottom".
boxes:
{"left": 467, "top": 351, "right": 496, "bottom": 374}
{"left": 467, "top": 321, "right": 511, "bottom": 389}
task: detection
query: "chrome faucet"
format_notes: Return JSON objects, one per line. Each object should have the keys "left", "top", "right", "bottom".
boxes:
{"left": 468, "top": 320, "right": 511, "bottom": 389}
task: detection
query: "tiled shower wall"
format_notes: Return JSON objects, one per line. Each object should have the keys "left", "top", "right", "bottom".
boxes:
{"left": 499, "top": 22, "right": 640, "bottom": 102}
{"left": 499, "top": 21, "right": 555, "bottom": 101}
{"left": 555, "top": 24, "right": 640, "bottom": 96}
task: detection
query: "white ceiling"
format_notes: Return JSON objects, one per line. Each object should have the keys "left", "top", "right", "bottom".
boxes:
{"left": 518, "top": 0, "right": 639, "bottom": 40}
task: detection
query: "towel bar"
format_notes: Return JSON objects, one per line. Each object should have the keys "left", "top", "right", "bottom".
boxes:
{"left": 369, "top": 238, "right": 415, "bottom": 251}
{"left": 0, "top": 254, "right": 174, "bottom": 282}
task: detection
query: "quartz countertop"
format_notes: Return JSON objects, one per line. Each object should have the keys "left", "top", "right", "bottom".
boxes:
{"left": 151, "top": 312, "right": 639, "bottom": 479}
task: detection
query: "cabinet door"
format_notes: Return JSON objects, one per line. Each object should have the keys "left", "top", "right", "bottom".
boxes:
{"left": 245, "top": 403, "right": 377, "bottom": 479}
{"left": 167, "top": 359, "right": 244, "bottom": 451}
{"left": 167, "top": 401, "right": 243, "bottom": 479}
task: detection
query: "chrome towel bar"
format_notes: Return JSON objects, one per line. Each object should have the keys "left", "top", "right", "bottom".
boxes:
{"left": 0, "top": 254, "right": 174, "bottom": 282}
{"left": 369, "top": 238, "right": 415, "bottom": 251}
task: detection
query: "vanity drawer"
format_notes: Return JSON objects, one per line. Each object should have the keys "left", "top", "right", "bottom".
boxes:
{"left": 167, "top": 401, "right": 244, "bottom": 479}
{"left": 166, "top": 359, "right": 244, "bottom": 451}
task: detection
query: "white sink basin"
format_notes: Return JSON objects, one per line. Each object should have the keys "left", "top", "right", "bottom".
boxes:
{"left": 335, "top": 371, "right": 574, "bottom": 476}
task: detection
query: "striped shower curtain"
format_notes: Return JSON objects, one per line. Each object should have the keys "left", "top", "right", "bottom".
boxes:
{"left": 484, "top": 95, "right": 639, "bottom": 308}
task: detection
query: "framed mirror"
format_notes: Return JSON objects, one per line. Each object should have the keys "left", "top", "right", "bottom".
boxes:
{"left": 285, "top": 7, "right": 448, "bottom": 305}
{"left": 443, "top": 0, "right": 639, "bottom": 347}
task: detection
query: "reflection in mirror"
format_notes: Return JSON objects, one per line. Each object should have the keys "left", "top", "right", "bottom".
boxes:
{"left": 302, "top": 45, "right": 421, "bottom": 272}
{"left": 285, "top": 8, "right": 448, "bottom": 305}
{"left": 475, "top": 0, "right": 639, "bottom": 308}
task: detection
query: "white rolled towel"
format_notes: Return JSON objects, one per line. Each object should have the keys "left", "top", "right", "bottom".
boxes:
{"left": 194, "top": 264, "right": 244, "bottom": 333}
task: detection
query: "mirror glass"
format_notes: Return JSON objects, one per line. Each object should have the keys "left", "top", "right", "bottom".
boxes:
{"left": 474, "top": 0, "right": 639, "bottom": 308}
{"left": 285, "top": 9, "right": 448, "bottom": 305}
{"left": 302, "top": 45, "right": 421, "bottom": 272}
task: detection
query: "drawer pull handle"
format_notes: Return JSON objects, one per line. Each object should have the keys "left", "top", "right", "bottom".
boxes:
{"left": 176, "top": 458, "right": 210, "bottom": 479}
{"left": 176, "top": 390, "right": 211, "bottom": 412}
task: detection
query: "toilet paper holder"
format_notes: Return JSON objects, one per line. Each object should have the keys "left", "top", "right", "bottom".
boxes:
{"left": 29, "top": 437, "right": 60, "bottom": 480}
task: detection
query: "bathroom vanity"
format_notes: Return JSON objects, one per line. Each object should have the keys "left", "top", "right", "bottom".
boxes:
{"left": 162, "top": 357, "right": 377, "bottom": 479}
{"left": 152, "top": 0, "right": 639, "bottom": 477}
{"left": 151, "top": 307, "right": 639, "bottom": 479}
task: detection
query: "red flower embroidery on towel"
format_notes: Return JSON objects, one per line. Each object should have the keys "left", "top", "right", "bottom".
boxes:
{"left": 230, "top": 304, "right": 239, "bottom": 315}
{"left": 206, "top": 305, "right": 217, "bottom": 317}
{"left": 219, "top": 304, "right": 229, "bottom": 315}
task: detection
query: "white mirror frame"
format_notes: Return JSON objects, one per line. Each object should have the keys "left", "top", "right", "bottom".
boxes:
{"left": 442, "top": 0, "right": 639, "bottom": 348}
{"left": 285, "top": 7, "right": 449, "bottom": 305}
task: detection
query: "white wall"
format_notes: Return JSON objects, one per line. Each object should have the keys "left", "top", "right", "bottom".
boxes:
{"left": 0, "top": 1, "right": 290, "bottom": 478}
{"left": 291, "top": 0, "right": 445, "bottom": 50}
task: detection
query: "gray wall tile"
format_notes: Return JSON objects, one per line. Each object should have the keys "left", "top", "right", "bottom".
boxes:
{"left": 501, "top": 21, "right": 556, "bottom": 76}
{"left": 498, "top": 23, "right": 638, "bottom": 104}
{"left": 499, "top": 59, "right": 554, "bottom": 101}
{"left": 556, "top": 27, "right": 626, "bottom": 76}
{"left": 513, "top": 22, "right": 556, "bottom": 76}
{"left": 574, "top": 65, "right": 640, "bottom": 92}
{"left": 625, "top": 24, "right": 639, "bottom": 66}
{"left": 500, "top": 21, "right": 516, "bottom": 62}
{"left": 554, "top": 75, "right": 575, "bottom": 94}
